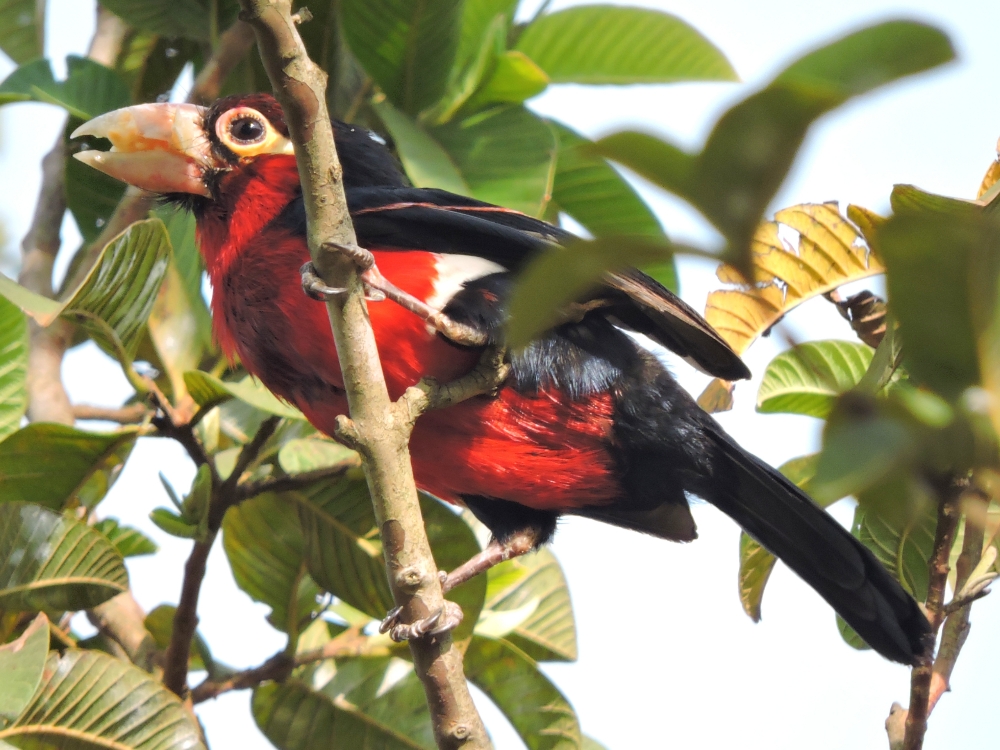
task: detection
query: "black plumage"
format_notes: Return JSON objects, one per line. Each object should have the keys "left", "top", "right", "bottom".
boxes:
{"left": 279, "top": 113, "right": 933, "bottom": 663}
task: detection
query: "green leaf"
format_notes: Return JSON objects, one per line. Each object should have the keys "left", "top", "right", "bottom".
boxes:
{"left": 506, "top": 235, "right": 673, "bottom": 349}
{"left": 738, "top": 454, "right": 822, "bottom": 621}
{"left": 117, "top": 34, "right": 201, "bottom": 104}
{"left": 582, "top": 738, "right": 609, "bottom": 750}
{"left": 757, "top": 340, "right": 875, "bottom": 418}
{"left": 278, "top": 437, "right": 358, "bottom": 475}
{"left": 64, "top": 148, "right": 127, "bottom": 243}
{"left": 93, "top": 518, "right": 158, "bottom": 557}
{"left": 465, "top": 635, "right": 580, "bottom": 750}
{"left": 0, "top": 0, "right": 43, "bottom": 65}
{"left": 0, "top": 297, "right": 28, "bottom": 442}
{"left": 548, "top": 121, "right": 676, "bottom": 291}
{"left": 223, "top": 492, "right": 322, "bottom": 634}
{"left": 515, "top": 5, "right": 736, "bottom": 84}
{"left": 296, "top": 479, "right": 486, "bottom": 640}
{"left": 595, "top": 21, "right": 953, "bottom": 272}
{"left": 342, "top": 0, "right": 463, "bottom": 114}
{"left": 98, "top": 0, "right": 218, "bottom": 42}
{"left": 431, "top": 105, "right": 557, "bottom": 217}
{"left": 143, "top": 207, "right": 214, "bottom": 399}
{"left": 0, "top": 424, "right": 137, "bottom": 510}
{"left": 811, "top": 396, "right": 917, "bottom": 504}
{"left": 372, "top": 99, "right": 470, "bottom": 195}
{"left": 0, "top": 613, "right": 49, "bottom": 723}
{"left": 482, "top": 547, "right": 576, "bottom": 662}
{"left": 470, "top": 51, "right": 549, "bottom": 105}
{"left": 0, "top": 502, "right": 128, "bottom": 611}
{"left": 836, "top": 472, "right": 939, "bottom": 650}
{"left": 313, "top": 657, "right": 435, "bottom": 748}
{"left": 855, "top": 476, "right": 937, "bottom": 600}
{"left": 149, "top": 507, "right": 201, "bottom": 539}
{"left": 879, "top": 187, "right": 995, "bottom": 399}
{"left": 183, "top": 370, "right": 306, "bottom": 420}
{"left": 0, "top": 56, "right": 130, "bottom": 119}
{"left": 253, "top": 678, "right": 431, "bottom": 750}
{"left": 0, "top": 219, "right": 172, "bottom": 363}
{"left": 0, "top": 649, "right": 206, "bottom": 749}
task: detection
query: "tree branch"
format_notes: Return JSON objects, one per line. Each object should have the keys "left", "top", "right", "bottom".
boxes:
{"left": 162, "top": 537, "right": 214, "bottom": 695}
{"left": 73, "top": 402, "right": 150, "bottom": 423}
{"left": 235, "top": 2, "right": 491, "bottom": 747}
{"left": 190, "top": 625, "right": 389, "bottom": 703}
{"left": 897, "top": 477, "right": 965, "bottom": 750}
{"left": 162, "top": 413, "right": 284, "bottom": 697}
{"left": 927, "top": 493, "right": 988, "bottom": 714}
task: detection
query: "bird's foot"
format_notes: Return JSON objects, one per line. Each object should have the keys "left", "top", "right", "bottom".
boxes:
{"left": 300, "top": 261, "right": 386, "bottom": 302}
{"left": 378, "top": 601, "right": 464, "bottom": 643}
{"left": 321, "top": 240, "right": 375, "bottom": 270}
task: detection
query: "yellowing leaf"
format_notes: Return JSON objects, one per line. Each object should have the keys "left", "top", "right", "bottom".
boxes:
{"left": 978, "top": 138, "right": 1000, "bottom": 200}
{"left": 700, "top": 203, "right": 884, "bottom": 411}
{"left": 706, "top": 203, "right": 884, "bottom": 354}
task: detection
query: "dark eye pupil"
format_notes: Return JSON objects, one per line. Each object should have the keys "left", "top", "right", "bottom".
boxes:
{"left": 231, "top": 117, "right": 265, "bottom": 143}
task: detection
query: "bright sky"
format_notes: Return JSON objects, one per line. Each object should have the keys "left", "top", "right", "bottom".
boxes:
{"left": 1, "top": 1, "right": 998, "bottom": 748}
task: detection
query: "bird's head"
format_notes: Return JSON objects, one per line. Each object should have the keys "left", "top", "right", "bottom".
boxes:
{"left": 72, "top": 93, "right": 406, "bottom": 206}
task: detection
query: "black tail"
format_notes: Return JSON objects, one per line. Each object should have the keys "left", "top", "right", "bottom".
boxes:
{"left": 698, "top": 421, "right": 932, "bottom": 665}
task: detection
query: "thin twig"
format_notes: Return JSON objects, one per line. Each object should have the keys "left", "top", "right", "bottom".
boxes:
{"left": 928, "top": 495, "right": 987, "bottom": 714}
{"left": 73, "top": 403, "right": 150, "bottom": 424}
{"left": 234, "top": 462, "right": 360, "bottom": 503}
{"left": 899, "top": 477, "right": 965, "bottom": 750}
{"left": 162, "top": 413, "right": 286, "bottom": 697}
{"left": 236, "top": 2, "right": 492, "bottom": 747}
{"left": 190, "top": 625, "right": 389, "bottom": 703}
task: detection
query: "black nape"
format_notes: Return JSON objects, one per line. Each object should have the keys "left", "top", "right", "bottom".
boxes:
{"left": 331, "top": 121, "right": 409, "bottom": 189}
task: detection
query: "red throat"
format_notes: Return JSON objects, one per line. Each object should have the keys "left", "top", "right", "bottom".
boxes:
{"left": 195, "top": 154, "right": 302, "bottom": 282}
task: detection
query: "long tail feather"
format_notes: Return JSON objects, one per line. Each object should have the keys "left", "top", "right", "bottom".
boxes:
{"left": 699, "top": 421, "right": 931, "bottom": 665}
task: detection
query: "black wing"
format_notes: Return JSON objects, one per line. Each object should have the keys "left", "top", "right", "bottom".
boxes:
{"left": 275, "top": 186, "right": 751, "bottom": 381}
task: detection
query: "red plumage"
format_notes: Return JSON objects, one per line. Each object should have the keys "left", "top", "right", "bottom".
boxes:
{"left": 200, "top": 154, "right": 622, "bottom": 513}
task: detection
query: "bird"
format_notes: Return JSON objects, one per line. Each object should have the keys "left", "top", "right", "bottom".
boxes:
{"left": 72, "top": 92, "right": 931, "bottom": 664}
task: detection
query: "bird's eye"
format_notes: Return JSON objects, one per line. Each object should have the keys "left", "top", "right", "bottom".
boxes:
{"left": 230, "top": 116, "right": 266, "bottom": 144}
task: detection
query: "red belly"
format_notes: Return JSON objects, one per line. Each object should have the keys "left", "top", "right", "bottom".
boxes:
{"left": 218, "top": 241, "right": 623, "bottom": 512}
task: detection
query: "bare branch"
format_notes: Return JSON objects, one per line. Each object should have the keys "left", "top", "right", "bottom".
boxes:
{"left": 191, "top": 626, "right": 390, "bottom": 704}
{"left": 236, "top": 1, "right": 491, "bottom": 746}
{"left": 928, "top": 494, "right": 989, "bottom": 714}
{"left": 73, "top": 402, "right": 150, "bottom": 424}
{"left": 234, "top": 462, "right": 359, "bottom": 503}
{"left": 162, "top": 537, "right": 214, "bottom": 696}
{"left": 87, "top": 591, "right": 159, "bottom": 672}
{"left": 189, "top": 22, "right": 257, "bottom": 104}
{"left": 897, "top": 477, "right": 965, "bottom": 750}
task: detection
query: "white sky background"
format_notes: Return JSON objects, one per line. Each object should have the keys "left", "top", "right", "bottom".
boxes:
{"left": 1, "top": 1, "right": 999, "bottom": 748}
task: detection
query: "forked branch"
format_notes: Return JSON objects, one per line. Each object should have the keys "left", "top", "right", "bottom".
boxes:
{"left": 235, "top": 1, "right": 492, "bottom": 747}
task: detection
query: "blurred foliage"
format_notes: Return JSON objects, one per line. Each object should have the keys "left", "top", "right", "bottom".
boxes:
{"left": 0, "top": 1, "right": 987, "bottom": 748}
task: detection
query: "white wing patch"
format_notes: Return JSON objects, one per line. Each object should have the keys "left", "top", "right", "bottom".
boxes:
{"left": 425, "top": 254, "right": 505, "bottom": 320}
{"left": 424, "top": 254, "right": 505, "bottom": 337}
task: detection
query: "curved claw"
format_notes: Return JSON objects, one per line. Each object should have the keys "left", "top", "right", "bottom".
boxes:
{"left": 380, "top": 601, "right": 464, "bottom": 643}
{"left": 300, "top": 261, "right": 386, "bottom": 302}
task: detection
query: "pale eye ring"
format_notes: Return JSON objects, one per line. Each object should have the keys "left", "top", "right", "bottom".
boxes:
{"left": 229, "top": 116, "right": 266, "bottom": 144}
